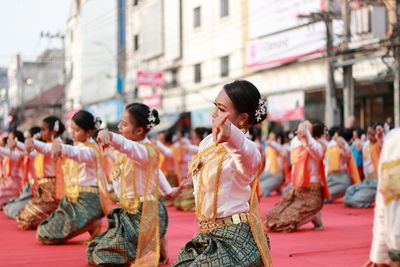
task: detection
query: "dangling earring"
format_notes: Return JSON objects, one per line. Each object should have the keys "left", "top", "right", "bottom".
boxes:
{"left": 239, "top": 121, "right": 246, "bottom": 133}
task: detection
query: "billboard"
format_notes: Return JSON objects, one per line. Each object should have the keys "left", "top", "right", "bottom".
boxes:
{"left": 248, "top": 0, "right": 321, "bottom": 38}
{"left": 246, "top": 21, "right": 342, "bottom": 70}
{"left": 136, "top": 71, "right": 164, "bottom": 87}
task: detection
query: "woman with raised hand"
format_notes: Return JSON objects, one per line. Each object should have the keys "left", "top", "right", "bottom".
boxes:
{"left": 0, "top": 130, "right": 25, "bottom": 208}
{"left": 172, "top": 80, "right": 271, "bottom": 267}
{"left": 87, "top": 103, "right": 177, "bottom": 267}
{"left": 16, "top": 116, "right": 65, "bottom": 230}
{"left": 265, "top": 120, "right": 330, "bottom": 232}
{"left": 36, "top": 110, "right": 107, "bottom": 244}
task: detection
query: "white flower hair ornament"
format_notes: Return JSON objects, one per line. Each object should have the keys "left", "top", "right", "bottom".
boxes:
{"left": 147, "top": 109, "right": 157, "bottom": 130}
{"left": 54, "top": 120, "right": 60, "bottom": 132}
{"left": 255, "top": 98, "right": 267, "bottom": 123}
{"left": 94, "top": 117, "right": 102, "bottom": 130}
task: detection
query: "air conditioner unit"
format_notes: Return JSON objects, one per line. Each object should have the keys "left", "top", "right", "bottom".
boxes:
{"left": 350, "top": 5, "right": 387, "bottom": 40}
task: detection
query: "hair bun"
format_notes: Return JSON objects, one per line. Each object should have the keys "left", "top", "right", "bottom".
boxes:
{"left": 147, "top": 108, "right": 160, "bottom": 130}
{"left": 94, "top": 117, "right": 102, "bottom": 130}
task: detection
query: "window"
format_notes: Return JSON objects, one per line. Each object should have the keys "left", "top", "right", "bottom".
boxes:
{"left": 193, "top": 7, "right": 201, "bottom": 28}
{"left": 194, "top": 63, "right": 201, "bottom": 83}
{"left": 220, "top": 0, "right": 229, "bottom": 18}
{"left": 133, "top": 0, "right": 139, "bottom": 6}
{"left": 171, "top": 69, "right": 178, "bottom": 87}
{"left": 133, "top": 34, "right": 139, "bottom": 51}
{"left": 220, "top": 56, "right": 229, "bottom": 77}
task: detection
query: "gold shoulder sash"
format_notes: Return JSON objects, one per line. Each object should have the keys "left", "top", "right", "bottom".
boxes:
{"left": 380, "top": 159, "right": 400, "bottom": 205}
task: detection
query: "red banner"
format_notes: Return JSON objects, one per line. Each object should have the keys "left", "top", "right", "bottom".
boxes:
{"left": 142, "top": 93, "right": 162, "bottom": 108}
{"left": 136, "top": 71, "right": 164, "bottom": 87}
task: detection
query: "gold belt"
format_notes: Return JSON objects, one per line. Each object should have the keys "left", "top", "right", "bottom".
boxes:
{"left": 78, "top": 186, "right": 98, "bottom": 193}
{"left": 199, "top": 213, "right": 249, "bottom": 233}
{"left": 37, "top": 177, "right": 56, "bottom": 185}
{"left": 328, "top": 170, "right": 347, "bottom": 176}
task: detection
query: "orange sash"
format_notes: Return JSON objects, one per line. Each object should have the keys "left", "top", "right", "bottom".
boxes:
{"left": 291, "top": 146, "right": 310, "bottom": 188}
{"left": 265, "top": 147, "right": 280, "bottom": 174}
{"left": 326, "top": 145, "right": 341, "bottom": 172}
{"left": 3, "top": 157, "right": 11, "bottom": 178}
{"left": 291, "top": 145, "right": 331, "bottom": 200}
{"left": 363, "top": 142, "right": 382, "bottom": 175}
{"left": 347, "top": 154, "right": 361, "bottom": 184}
{"left": 172, "top": 144, "right": 183, "bottom": 184}
{"left": 21, "top": 155, "right": 30, "bottom": 187}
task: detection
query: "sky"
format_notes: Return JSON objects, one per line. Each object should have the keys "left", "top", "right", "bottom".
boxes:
{"left": 0, "top": 0, "right": 70, "bottom": 68}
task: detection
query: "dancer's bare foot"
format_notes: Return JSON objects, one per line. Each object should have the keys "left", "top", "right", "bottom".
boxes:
{"left": 311, "top": 211, "right": 324, "bottom": 230}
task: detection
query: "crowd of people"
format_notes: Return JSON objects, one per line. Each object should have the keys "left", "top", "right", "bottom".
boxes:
{"left": 0, "top": 79, "right": 398, "bottom": 266}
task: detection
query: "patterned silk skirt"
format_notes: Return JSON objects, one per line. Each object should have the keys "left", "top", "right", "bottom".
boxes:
{"left": 172, "top": 222, "right": 266, "bottom": 267}
{"left": 265, "top": 184, "right": 324, "bottom": 232}
{"left": 87, "top": 200, "right": 168, "bottom": 266}
{"left": 4, "top": 183, "right": 33, "bottom": 219}
{"left": 174, "top": 184, "right": 195, "bottom": 211}
{"left": 343, "top": 178, "right": 377, "bottom": 208}
{"left": 16, "top": 179, "right": 59, "bottom": 230}
{"left": 0, "top": 176, "right": 21, "bottom": 209}
{"left": 36, "top": 190, "right": 103, "bottom": 244}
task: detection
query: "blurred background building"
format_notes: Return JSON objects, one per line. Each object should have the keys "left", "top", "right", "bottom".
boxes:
{"left": 3, "top": 0, "right": 399, "bottom": 132}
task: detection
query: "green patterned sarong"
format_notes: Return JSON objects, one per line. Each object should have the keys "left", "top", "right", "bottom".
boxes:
{"left": 172, "top": 222, "right": 266, "bottom": 267}
{"left": 86, "top": 199, "right": 168, "bottom": 266}
{"left": 36, "top": 191, "right": 103, "bottom": 244}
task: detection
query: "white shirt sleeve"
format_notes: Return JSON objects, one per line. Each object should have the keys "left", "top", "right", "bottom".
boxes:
{"left": 110, "top": 133, "right": 149, "bottom": 165}
{"left": 33, "top": 139, "right": 52, "bottom": 155}
{"left": 156, "top": 140, "right": 173, "bottom": 157}
{"left": 186, "top": 144, "right": 199, "bottom": 154}
{"left": 0, "top": 147, "right": 22, "bottom": 160}
{"left": 61, "top": 144, "right": 96, "bottom": 163}
{"left": 158, "top": 170, "right": 173, "bottom": 195}
{"left": 223, "top": 124, "right": 261, "bottom": 182}
{"left": 305, "top": 130, "right": 324, "bottom": 161}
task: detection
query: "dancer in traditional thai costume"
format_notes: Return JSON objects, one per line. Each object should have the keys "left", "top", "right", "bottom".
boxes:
{"left": 350, "top": 128, "right": 365, "bottom": 180}
{"left": 260, "top": 131, "right": 285, "bottom": 196}
{"left": 36, "top": 111, "right": 107, "bottom": 244}
{"left": 344, "top": 122, "right": 384, "bottom": 208}
{"left": 172, "top": 80, "right": 271, "bottom": 267}
{"left": 265, "top": 120, "right": 331, "bottom": 232}
{"left": 174, "top": 127, "right": 211, "bottom": 212}
{"left": 4, "top": 126, "right": 41, "bottom": 218}
{"left": 16, "top": 117, "right": 65, "bottom": 230}
{"left": 0, "top": 130, "right": 25, "bottom": 209}
{"left": 364, "top": 128, "right": 400, "bottom": 267}
{"left": 325, "top": 127, "right": 361, "bottom": 202}
{"left": 87, "top": 103, "right": 176, "bottom": 266}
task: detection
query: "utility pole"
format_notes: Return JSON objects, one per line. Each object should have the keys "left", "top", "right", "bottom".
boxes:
{"left": 298, "top": 4, "right": 338, "bottom": 127}
{"left": 324, "top": 11, "right": 338, "bottom": 128}
{"left": 394, "top": 0, "right": 400, "bottom": 127}
{"left": 342, "top": 0, "right": 354, "bottom": 124}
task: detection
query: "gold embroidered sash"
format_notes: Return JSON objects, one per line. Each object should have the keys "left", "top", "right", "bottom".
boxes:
{"left": 62, "top": 142, "right": 111, "bottom": 214}
{"left": 380, "top": 159, "right": 400, "bottom": 205}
